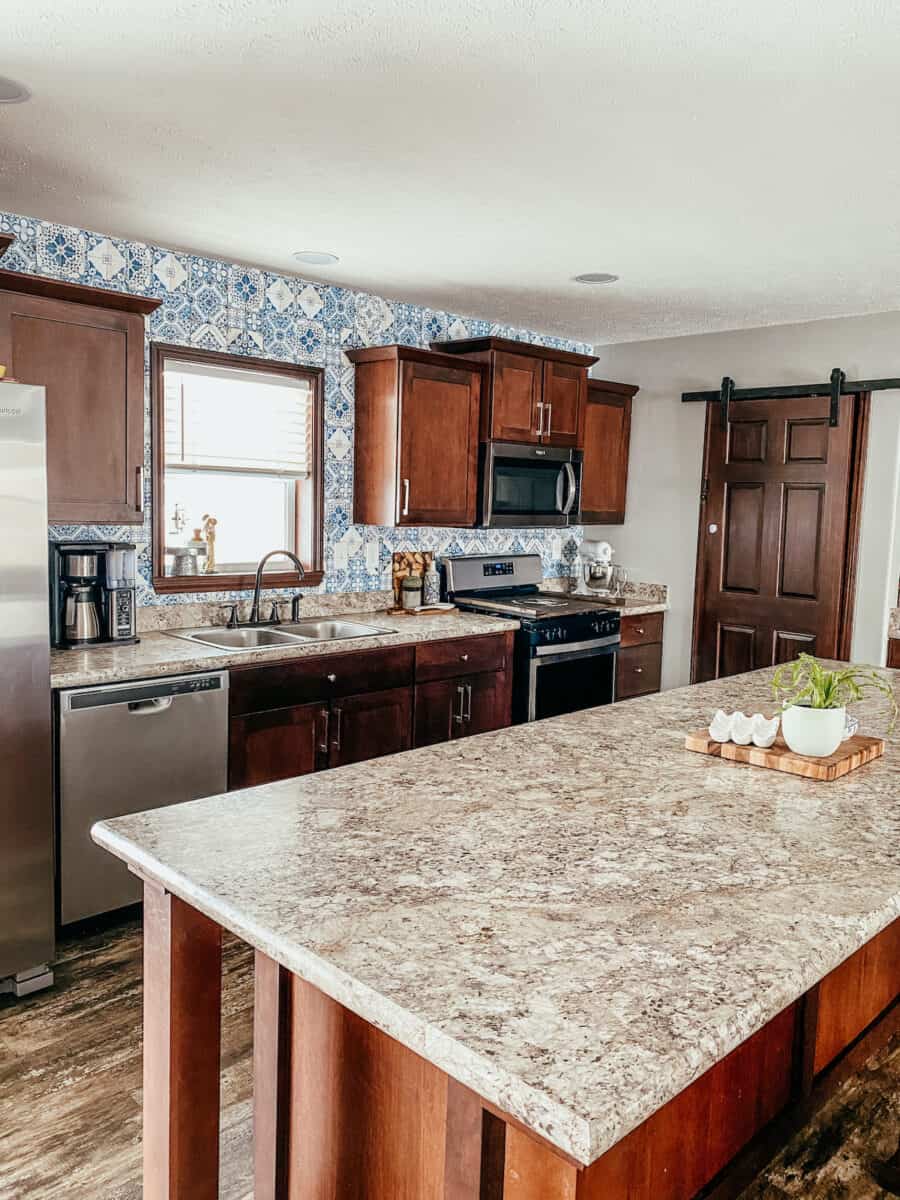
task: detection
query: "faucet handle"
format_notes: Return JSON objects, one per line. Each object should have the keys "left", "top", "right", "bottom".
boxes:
{"left": 268, "top": 599, "right": 288, "bottom": 624}
{"left": 219, "top": 602, "right": 240, "bottom": 629}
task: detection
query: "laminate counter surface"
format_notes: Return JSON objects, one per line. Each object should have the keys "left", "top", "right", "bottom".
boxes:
{"left": 94, "top": 668, "right": 900, "bottom": 1166}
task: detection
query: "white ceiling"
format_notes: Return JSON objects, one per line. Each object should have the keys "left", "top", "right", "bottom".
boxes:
{"left": 4, "top": 0, "right": 900, "bottom": 345}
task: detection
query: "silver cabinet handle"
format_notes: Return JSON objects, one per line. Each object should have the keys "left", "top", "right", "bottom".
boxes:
{"left": 460, "top": 653, "right": 469, "bottom": 662}
{"left": 402, "top": 478, "right": 410, "bottom": 516}
{"left": 544, "top": 402, "right": 552, "bottom": 437}
{"left": 326, "top": 673, "right": 337, "bottom": 683}
{"left": 635, "top": 627, "right": 645, "bottom": 635}
{"left": 535, "top": 401, "right": 544, "bottom": 437}
{"left": 331, "top": 706, "right": 342, "bottom": 751}
{"left": 135, "top": 465, "right": 144, "bottom": 514}
{"left": 464, "top": 682, "right": 472, "bottom": 722}
{"left": 318, "top": 707, "right": 330, "bottom": 753}
{"left": 453, "top": 684, "right": 466, "bottom": 724}
{"left": 634, "top": 666, "right": 644, "bottom": 674}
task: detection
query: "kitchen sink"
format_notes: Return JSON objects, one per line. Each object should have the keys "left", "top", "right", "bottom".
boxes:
{"left": 280, "top": 619, "right": 389, "bottom": 641}
{"left": 169, "top": 627, "right": 310, "bottom": 651}
{"left": 168, "top": 619, "right": 389, "bottom": 652}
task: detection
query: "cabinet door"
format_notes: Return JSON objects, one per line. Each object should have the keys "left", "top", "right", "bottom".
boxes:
{"left": 541, "top": 360, "right": 584, "bottom": 446}
{"left": 0, "top": 291, "right": 145, "bottom": 523}
{"left": 398, "top": 359, "right": 480, "bottom": 526}
{"left": 490, "top": 350, "right": 543, "bottom": 443}
{"left": 581, "top": 385, "right": 632, "bottom": 523}
{"left": 465, "top": 670, "right": 513, "bottom": 736}
{"left": 229, "top": 702, "right": 323, "bottom": 790}
{"left": 414, "top": 671, "right": 512, "bottom": 747}
{"left": 328, "top": 686, "right": 412, "bottom": 768}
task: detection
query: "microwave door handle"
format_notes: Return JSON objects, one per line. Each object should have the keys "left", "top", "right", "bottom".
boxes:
{"left": 561, "top": 462, "right": 577, "bottom": 515}
{"left": 555, "top": 465, "right": 566, "bottom": 513}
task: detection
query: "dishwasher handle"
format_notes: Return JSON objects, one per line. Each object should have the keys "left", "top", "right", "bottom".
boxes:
{"left": 127, "top": 696, "right": 174, "bottom": 714}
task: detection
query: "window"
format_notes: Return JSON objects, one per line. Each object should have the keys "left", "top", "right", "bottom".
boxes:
{"left": 151, "top": 344, "right": 323, "bottom": 592}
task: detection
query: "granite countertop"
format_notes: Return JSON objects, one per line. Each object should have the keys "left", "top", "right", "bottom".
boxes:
{"left": 94, "top": 668, "right": 900, "bottom": 1166}
{"left": 50, "top": 610, "right": 519, "bottom": 689}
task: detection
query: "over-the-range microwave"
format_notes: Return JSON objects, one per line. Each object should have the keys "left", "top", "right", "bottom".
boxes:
{"left": 479, "top": 441, "right": 582, "bottom": 527}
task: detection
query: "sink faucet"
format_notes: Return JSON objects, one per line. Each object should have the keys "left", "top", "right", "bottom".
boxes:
{"left": 249, "top": 550, "right": 305, "bottom": 625}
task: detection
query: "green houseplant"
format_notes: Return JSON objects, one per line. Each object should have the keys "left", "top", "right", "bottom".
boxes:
{"left": 772, "top": 654, "right": 897, "bottom": 757}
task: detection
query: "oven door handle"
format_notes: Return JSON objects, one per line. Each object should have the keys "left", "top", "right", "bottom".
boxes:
{"left": 533, "top": 635, "right": 620, "bottom": 660}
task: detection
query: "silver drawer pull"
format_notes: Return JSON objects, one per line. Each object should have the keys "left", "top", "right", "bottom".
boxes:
{"left": 460, "top": 653, "right": 469, "bottom": 662}
{"left": 326, "top": 673, "right": 337, "bottom": 683}
{"left": 402, "top": 478, "right": 410, "bottom": 516}
{"left": 635, "top": 627, "right": 645, "bottom": 635}
{"left": 634, "top": 666, "right": 643, "bottom": 673}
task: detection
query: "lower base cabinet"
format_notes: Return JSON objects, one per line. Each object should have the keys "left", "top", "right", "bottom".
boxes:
{"left": 616, "top": 611, "right": 664, "bottom": 700}
{"left": 227, "top": 633, "right": 513, "bottom": 789}
{"left": 414, "top": 670, "right": 512, "bottom": 746}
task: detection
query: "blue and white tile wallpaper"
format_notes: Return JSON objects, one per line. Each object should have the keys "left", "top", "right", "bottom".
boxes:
{"left": 1, "top": 209, "right": 589, "bottom": 604}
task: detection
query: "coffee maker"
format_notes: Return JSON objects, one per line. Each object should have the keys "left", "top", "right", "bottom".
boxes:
{"left": 50, "top": 541, "right": 139, "bottom": 649}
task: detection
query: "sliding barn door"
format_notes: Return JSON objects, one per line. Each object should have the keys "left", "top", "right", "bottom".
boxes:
{"left": 693, "top": 393, "right": 861, "bottom": 682}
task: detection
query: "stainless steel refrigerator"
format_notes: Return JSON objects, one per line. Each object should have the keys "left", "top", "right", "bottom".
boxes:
{"left": 0, "top": 383, "right": 54, "bottom": 996}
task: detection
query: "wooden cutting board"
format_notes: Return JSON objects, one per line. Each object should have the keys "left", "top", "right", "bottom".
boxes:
{"left": 684, "top": 731, "right": 884, "bottom": 781}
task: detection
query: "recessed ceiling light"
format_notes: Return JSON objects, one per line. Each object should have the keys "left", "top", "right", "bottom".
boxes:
{"left": 0, "top": 77, "right": 30, "bottom": 104}
{"left": 574, "top": 272, "right": 619, "bottom": 285}
{"left": 293, "top": 250, "right": 339, "bottom": 266}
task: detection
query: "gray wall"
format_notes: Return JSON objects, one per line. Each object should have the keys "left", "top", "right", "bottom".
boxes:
{"left": 590, "top": 311, "right": 900, "bottom": 689}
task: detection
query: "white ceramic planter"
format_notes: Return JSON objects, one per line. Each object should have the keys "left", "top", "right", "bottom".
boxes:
{"left": 781, "top": 705, "right": 846, "bottom": 757}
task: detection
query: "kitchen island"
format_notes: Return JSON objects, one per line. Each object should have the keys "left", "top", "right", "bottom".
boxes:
{"left": 93, "top": 667, "right": 900, "bottom": 1199}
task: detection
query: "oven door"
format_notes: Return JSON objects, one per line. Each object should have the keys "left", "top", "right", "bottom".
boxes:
{"left": 520, "top": 637, "right": 618, "bottom": 722}
{"left": 482, "top": 442, "right": 582, "bottom": 527}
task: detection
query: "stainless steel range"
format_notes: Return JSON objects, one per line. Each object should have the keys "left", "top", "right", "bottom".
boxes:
{"left": 443, "top": 554, "right": 620, "bottom": 722}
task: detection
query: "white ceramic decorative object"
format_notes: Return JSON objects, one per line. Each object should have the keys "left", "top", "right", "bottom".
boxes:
{"left": 751, "top": 713, "right": 780, "bottom": 749}
{"left": 730, "top": 713, "right": 754, "bottom": 745}
{"left": 708, "top": 710, "right": 733, "bottom": 742}
{"left": 781, "top": 705, "right": 846, "bottom": 758}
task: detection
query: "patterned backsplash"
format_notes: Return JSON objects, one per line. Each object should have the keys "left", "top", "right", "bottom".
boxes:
{"left": 1, "top": 209, "right": 589, "bottom": 605}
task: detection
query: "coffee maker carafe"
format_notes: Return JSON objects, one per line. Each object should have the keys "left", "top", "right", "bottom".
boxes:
{"left": 50, "top": 542, "right": 139, "bottom": 649}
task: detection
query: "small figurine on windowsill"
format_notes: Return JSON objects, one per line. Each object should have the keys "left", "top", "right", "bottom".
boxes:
{"left": 202, "top": 513, "right": 218, "bottom": 574}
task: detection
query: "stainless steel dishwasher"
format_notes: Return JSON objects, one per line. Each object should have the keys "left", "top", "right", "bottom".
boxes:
{"left": 58, "top": 672, "right": 229, "bottom": 924}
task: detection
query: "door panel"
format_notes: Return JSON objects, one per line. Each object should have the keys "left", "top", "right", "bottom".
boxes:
{"left": 228, "top": 702, "right": 322, "bottom": 790}
{"left": 722, "top": 484, "right": 764, "bottom": 593}
{"left": 693, "top": 395, "right": 859, "bottom": 682}
{"left": 414, "top": 678, "right": 458, "bottom": 747}
{"left": 541, "top": 360, "right": 583, "bottom": 446}
{"left": 398, "top": 360, "right": 479, "bottom": 525}
{"left": 0, "top": 291, "right": 145, "bottom": 523}
{"left": 414, "top": 671, "right": 512, "bottom": 746}
{"left": 465, "top": 670, "right": 513, "bottom": 736}
{"left": 328, "top": 686, "right": 412, "bottom": 768}
{"left": 490, "top": 351, "right": 542, "bottom": 443}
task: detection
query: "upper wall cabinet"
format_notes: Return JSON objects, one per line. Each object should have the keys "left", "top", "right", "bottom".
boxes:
{"left": 580, "top": 379, "right": 639, "bottom": 524}
{"left": 348, "top": 345, "right": 483, "bottom": 527}
{"left": 0, "top": 270, "right": 160, "bottom": 524}
{"left": 431, "top": 337, "right": 597, "bottom": 448}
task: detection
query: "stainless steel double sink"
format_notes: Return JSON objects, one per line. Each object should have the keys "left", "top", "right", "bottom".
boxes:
{"left": 168, "top": 618, "right": 390, "bottom": 653}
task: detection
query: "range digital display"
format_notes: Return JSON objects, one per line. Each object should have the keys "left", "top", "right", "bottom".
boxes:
{"left": 482, "top": 561, "right": 515, "bottom": 577}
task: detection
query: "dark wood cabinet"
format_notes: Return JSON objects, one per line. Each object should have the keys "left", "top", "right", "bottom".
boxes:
{"left": 887, "top": 637, "right": 900, "bottom": 668}
{"left": 413, "top": 631, "right": 514, "bottom": 747}
{"left": 0, "top": 282, "right": 159, "bottom": 524}
{"left": 580, "top": 380, "right": 638, "bottom": 524}
{"left": 348, "top": 345, "right": 482, "bottom": 527}
{"left": 227, "top": 636, "right": 513, "bottom": 787}
{"left": 431, "top": 336, "right": 597, "bottom": 448}
{"left": 616, "top": 612, "right": 664, "bottom": 701}
{"left": 541, "top": 359, "right": 584, "bottom": 446}
{"left": 327, "top": 686, "right": 412, "bottom": 768}
{"left": 228, "top": 702, "right": 322, "bottom": 790}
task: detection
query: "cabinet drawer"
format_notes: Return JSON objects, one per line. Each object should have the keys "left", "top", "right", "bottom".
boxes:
{"left": 620, "top": 611, "right": 664, "bottom": 648}
{"left": 616, "top": 643, "right": 662, "bottom": 700}
{"left": 230, "top": 645, "right": 414, "bottom": 715}
{"left": 415, "top": 633, "right": 511, "bottom": 683}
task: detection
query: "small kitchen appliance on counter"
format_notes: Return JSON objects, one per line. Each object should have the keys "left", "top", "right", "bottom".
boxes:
{"left": 443, "top": 553, "right": 620, "bottom": 722}
{"left": 574, "top": 538, "right": 628, "bottom": 599}
{"left": 50, "top": 540, "right": 139, "bottom": 648}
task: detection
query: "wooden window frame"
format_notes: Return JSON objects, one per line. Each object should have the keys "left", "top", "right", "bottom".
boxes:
{"left": 151, "top": 343, "right": 324, "bottom": 594}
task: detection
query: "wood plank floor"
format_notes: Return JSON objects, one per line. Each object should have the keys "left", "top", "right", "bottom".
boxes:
{"left": 0, "top": 914, "right": 897, "bottom": 1199}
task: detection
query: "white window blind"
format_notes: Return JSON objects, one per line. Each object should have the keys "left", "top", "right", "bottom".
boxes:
{"left": 164, "top": 359, "right": 312, "bottom": 477}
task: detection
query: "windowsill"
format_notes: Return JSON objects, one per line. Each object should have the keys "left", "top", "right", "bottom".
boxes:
{"left": 152, "top": 569, "right": 324, "bottom": 595}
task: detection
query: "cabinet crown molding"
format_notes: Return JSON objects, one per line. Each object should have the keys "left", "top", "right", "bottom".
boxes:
{"left": 432, "top": 336, "right": 598, "bottom": 368}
